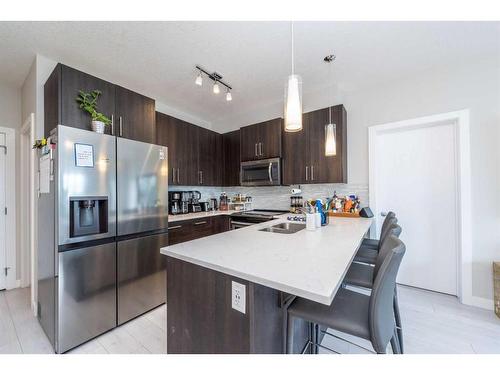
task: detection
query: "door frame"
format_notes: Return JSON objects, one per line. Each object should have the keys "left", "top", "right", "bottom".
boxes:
{"left": 368, "top": 110, "right": 476, "bottom": 308}
{"left": 0, "top": 126, "right": 17, "bottom": 290}
{"left": 21, "top": 114, "right": 37, "bottom": 314}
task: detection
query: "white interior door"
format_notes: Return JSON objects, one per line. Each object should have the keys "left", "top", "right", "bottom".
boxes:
{"left": 372, "top": 121, "right": 458, "bottom": 295}
{"left": 0, "top": 132, "right": 6, "bottom": 290}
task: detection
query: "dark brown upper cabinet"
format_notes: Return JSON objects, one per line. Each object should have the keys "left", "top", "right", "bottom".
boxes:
{"left": 44, "top": 63, "right": 155, "bottom": 143}
{"left": 240, "top": 118, "right": 282, "bottom": 161}
{"left": 197, "top": 126, "right": 222, "bottom": 186}
{"left": 222, "top": 130, "right": 241, "bottom": 186}
{"left": 114, "top": 86, "right": 156, "bottom": 144}
{"left": 156, "top": 112, "right": 194, "bottom": 186}
{"left": 156, "top": 112, "right": 223, "bottom": 187}
{"left": 282, "top": 105, "right": 347, "bottom": 185}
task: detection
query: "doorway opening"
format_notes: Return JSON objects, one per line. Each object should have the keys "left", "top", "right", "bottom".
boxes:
{"left": 368, "top": 110, "right": 473, "bottom": 306}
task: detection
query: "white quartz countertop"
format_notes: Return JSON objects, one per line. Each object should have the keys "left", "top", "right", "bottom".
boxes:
{"left": 161, "top": 215, "right": 372, "bottom": 305}
{"left": 168, "top": 210, "right": 238, "bottom": 223}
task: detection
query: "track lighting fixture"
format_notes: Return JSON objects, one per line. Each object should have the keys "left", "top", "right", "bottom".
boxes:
{"left": 213, "top": 81, "right": 220, "bottom": 94}
{"left": 194, "top": 65, "right": 233, "bottom": 101}
{"left": 195, "top": 70, "right": 203, "bottom": 86}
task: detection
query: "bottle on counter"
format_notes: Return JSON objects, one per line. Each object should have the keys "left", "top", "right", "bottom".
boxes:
{"left": 219, "top": 192, "right": 229, "bottom": 211}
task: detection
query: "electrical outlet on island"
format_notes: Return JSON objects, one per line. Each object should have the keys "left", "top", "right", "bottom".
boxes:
{"left": 231, "top": 281, "right": 246, "bottom": 314}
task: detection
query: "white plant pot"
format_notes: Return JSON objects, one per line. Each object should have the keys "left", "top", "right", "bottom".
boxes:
{"left": 91, "top": 120, "right": 105, "bottom": 134}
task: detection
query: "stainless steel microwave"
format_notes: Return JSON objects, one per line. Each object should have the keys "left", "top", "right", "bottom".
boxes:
{"left": 240, "top": 158, "right": 281, "bottom": 186}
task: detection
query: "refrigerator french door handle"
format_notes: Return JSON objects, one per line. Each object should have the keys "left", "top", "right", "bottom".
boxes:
{"left": 119, "top": 116, "right": 123, "bottom": 137}
{"left": 111, "top": 114, "right": 114, "bottom": 135}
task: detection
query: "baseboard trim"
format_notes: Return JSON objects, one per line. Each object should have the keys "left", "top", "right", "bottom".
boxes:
{"left": 464, "top": 295, "right": 494, "bottom": 311}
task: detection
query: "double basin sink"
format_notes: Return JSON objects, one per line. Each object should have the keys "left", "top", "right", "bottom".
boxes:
{"left": 259, "top": 222, "right": 306, "bottom": 234}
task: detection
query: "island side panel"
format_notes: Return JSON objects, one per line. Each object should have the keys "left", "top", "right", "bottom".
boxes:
{"left": 166, "top": 256, "right": 250, "bottom": 353}
{"left": 166, "top": 256, "right": 309, "bottom": 354}
{"left": 166, "top": 256, "right": 217, "bottom": 353}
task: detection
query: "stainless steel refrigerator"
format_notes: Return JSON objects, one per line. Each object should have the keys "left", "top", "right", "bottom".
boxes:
{"left": 37, "top": 125, "right": 168, "bottom": 353}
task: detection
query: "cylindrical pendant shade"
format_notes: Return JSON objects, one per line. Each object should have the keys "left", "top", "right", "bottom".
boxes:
{"left": 284, "top": 74, "right": 303, "bottom": 132}
{"left": 325, "top": 123, "right": 337, "bottom": 156}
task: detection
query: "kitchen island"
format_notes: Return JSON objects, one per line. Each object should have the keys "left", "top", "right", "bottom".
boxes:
{"left": 160, "top": 215, "right": 372, "bottom": 354}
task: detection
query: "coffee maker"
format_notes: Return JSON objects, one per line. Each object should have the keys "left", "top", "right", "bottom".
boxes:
{"left": 169, "top": 191, "right": 188, "bottom": 215}
{"left": 188, "top": 190, "right": 202, "bottom": 213}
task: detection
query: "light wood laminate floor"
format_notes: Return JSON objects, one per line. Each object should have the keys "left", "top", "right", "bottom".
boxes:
{"left": 0, "top": 285, "right": 498, "bottom": 354}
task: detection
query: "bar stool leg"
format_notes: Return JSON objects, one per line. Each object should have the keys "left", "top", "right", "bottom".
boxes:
{"left": 393, "top": 288, "right": 404, "bottom": 353}
{"left": 286, "top": 314, "right": 294, "bottom": 354}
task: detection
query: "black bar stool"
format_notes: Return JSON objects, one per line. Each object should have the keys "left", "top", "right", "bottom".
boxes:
{"left": 286, "top": 235, "right": 406, "bottom": 354}
{"left": 344, "top": 223, "right": 404, "bottom": 352}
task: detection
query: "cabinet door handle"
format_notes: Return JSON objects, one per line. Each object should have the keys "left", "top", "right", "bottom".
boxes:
{"left": 177, "top": 168, "right": 180, "bottom": 183}
{"left": 111, "top": 114, "right": 114, "bottom": 135}
{"left": 255, "top": 143, "right": 258, "bottom": 157}
{"left": 259, "top": 142, "right": 263, "bottom": 156}
{"left": 200, "top": 171, "right": 203, "bottom": 185}
{"left": 305, "top": 166, "right": 309, "bottom": 181}
{"left": 119, "top": 116, "right": 123, "bottom": 137}
{"left": 169, "top": 225, "right": 182, "bottom": 230}
{"left": 194, "top": 221, "right": 207, "bottom": 225}
{"left": 311, "top": 165, "right": 314, "bottom": 181}
{"left": 172, "top": 168, "right": 176, "bottom": 183}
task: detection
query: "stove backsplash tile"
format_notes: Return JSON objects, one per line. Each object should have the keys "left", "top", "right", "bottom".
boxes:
{"left": 170, "top": 183, "right": 368, "bottom": 211}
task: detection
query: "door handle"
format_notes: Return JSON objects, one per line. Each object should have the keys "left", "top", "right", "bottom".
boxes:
{"left": 177, "top": 168, "right": 180, "bottom": 183}
{"left": 172, "top": 168, "right": 176, "bottom": 183}
{"left": 255, "top": 143, "right": 258, "bottom": 157}
{"left": 111, "top": 114, "right": 114, "bottom": 135}
{"left": 194, "top": 221, "right": 207, "bottom": 225}
{"left": 259, "top": 142, "right": 263, "bottom": 156}
{"left": 311, "top": 165, "right": 314, "bottom": 181}
{"left": 119, "top": 116, "right": 123, "bottom": 137}
{"left": 305, "top": 166, "right": 309, "bottom": 181}
{"left": 169, "top": 225, "right": 182, "bottom": 230}
{"left": 200, "top": 171, "right": 203, "bottom": 185}
{"left": 268, "top": 162, "right": 273, "bottom": 182}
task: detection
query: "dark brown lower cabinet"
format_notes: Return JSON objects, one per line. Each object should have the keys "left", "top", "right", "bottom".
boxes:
{"left": 167, "top": 215, "right": 231, "bottom": 246}
{"left": 166, "top": 257, "right": 309, "bottom": 353}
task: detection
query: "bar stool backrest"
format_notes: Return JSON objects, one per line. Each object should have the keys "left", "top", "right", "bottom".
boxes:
{"left": 368, "top": 235, "right": 406, "bottom": 353}
{"left": 378, "top": 214, "right": 397, "bottom": 249}
{"left": 373, "top": 223, "right": 402, "bottom": 278}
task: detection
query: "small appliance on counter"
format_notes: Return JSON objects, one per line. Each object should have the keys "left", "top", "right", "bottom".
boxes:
{"left": 169, "top": 190, "right": 203, "bottom": 214}
{"left": 169, "top": 191, "right": 188, "bottom": 215}
{"left": 209, "top": 198, "right": 218, "bottom": 211}
{"left": 199, "top": 202, "right": 210, "bottom": 212}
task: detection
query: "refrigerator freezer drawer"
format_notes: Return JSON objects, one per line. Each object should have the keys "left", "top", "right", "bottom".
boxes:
{"left": 117, "top": 232, "right": 168, "bottom": 325}
{"left": 58, "top": 242, "right": 117, "bottom": 353}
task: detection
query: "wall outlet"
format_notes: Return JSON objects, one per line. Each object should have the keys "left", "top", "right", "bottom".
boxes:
{"left": 231, "top": 281, "right": 246, "bottom": 314}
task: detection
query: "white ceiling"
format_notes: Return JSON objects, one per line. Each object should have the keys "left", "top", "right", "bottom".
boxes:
{"left": 0, "top": 21, "right": 498, "bottom": 131}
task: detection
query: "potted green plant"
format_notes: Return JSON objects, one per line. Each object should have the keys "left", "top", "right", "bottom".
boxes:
{"left": 76, "top": 90, "right": 111, "bottom": 133}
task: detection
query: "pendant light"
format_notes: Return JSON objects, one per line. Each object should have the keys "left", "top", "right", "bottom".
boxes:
{"left": 284, "top": 22, "right": 302, "bottom": 132}
{"left": 324, "top": 54, "right": 337, "bottom": 156}
{"left": 226, "top": 88, "right": 232, "bottom": 101}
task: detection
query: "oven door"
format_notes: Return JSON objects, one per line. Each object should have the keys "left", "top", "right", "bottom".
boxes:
{"left": 240, "top": 158, "right": 281, "bottom": 186}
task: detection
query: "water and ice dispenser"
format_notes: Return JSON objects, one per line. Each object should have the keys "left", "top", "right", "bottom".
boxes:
{"left": 69, "top": 197, "right": 108, "bottom": 238}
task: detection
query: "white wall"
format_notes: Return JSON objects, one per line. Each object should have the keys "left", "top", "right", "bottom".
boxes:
{"left": 0, "top": 81, "right": 22, "bottom": 281}
{"left": 342, "top": 56, "right": 500, "bottom": 303}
